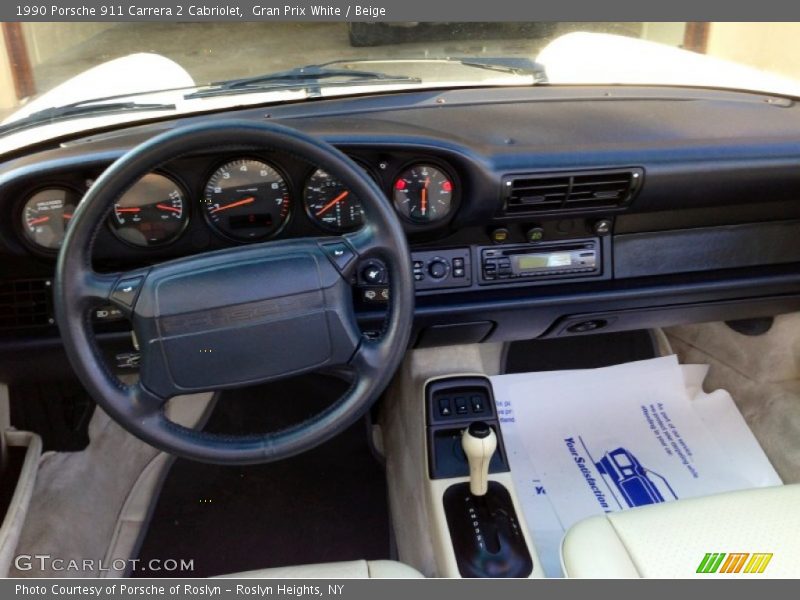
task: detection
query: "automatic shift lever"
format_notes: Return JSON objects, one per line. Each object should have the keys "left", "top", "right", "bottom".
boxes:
{"left": 461, "top": 421, "right": 497, "bottom": 496}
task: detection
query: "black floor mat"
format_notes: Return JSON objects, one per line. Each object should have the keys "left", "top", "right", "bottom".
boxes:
{"left": 134, "top": 374, "right": 391, "bottom": 578}
{"left": 504, "top": 330, "right": 657, "bottom": 374}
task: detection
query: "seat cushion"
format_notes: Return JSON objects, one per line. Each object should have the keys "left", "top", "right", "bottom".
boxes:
{"left": 217, "top": 560, "right": 424, "bottom": 579}
{"left": 562, "top": 484, "right": 800, "bottom": 578}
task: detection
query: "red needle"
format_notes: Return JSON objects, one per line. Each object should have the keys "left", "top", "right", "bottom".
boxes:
{"left": 115, "top": 207, "right": 141, "bottom": 213}
{"left": 156, "top": 203, "right": 181, "bottom": 213}
{"left": 28, "top": 216, "right": 50, "bottom": 226}
{"left": 315, "top": 190, "right": 349, "bottom": 217}
{"left": 62, "top": 213, "right": 73, "bottom": 219}
{"left": 420, "top": 177, "right": 430, "bottom": 215}
{"left": 210, "top": 196, "right": 255, "bottom": 214}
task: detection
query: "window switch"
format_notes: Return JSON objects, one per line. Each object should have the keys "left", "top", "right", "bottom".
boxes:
{"left": 438, "top": 397, "right": 453, "bottom": 417}
{"left": 470, "top": 394, "right": 485, "bottom": 413}
{"left": 454, "top": 396, "right": 468, "bottom": 415}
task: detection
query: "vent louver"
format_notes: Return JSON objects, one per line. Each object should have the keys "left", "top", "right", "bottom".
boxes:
{"left": 0, "top": 279, "right": 53, "bottom": 331}
{"left": 502, "top": 168, "right": 643, "bottom": 215}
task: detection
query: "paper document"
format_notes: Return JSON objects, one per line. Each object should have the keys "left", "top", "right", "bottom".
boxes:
{"left": 490, "top": 356, "right": 781, "bottom": 577}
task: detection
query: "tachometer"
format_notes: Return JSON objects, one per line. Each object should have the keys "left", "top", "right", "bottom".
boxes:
{"left": 21, "top": 187, "right": 80, "bottom": 250}
{"left": 203, "top": 159, "right": 291, "bottom": 242}
{"left": 303, "top": 168, "right": 364, "bottom": 232}
{"left": 110, "top": 173, "right": 188, "bottom": 247}
{"left": 392, "top": 164, "right": 454, "bottom": 223}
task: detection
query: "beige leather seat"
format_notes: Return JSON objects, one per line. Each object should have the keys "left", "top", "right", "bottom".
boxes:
{"left": 561, "top": 484, "right": 800, "bottom": 578}
{"left": 217, "top": 560, "right": 424, "bottom": 578}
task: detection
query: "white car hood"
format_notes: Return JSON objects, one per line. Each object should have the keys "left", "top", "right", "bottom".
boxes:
{"left": 536, "top": 32, "right": 800, "bottom": 97}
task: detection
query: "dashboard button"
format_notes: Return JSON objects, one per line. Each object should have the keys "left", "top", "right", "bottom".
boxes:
{"left": 362, "top": 263, "right": 387, "bottom": 284}
{"left": 491, "top": 228, "right": 509, "bottom": 243}
{"left": 111, "top": 276, "right": 144, "bottom": 308}
{"left": 438, "top": 397, "right": 453, "bottom": 417}
{"left": 526, "top": 226, "right": 545, "bottom": 243}
{"left": 428, "top": 259, "right": 448, "bottom": 279}
{"left": 321, "top": 242, "right": 355, "bottom": 272}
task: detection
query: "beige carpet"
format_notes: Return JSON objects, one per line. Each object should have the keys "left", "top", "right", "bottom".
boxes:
{"left": 666, "top": 313, "right": 800, "bottom": 484}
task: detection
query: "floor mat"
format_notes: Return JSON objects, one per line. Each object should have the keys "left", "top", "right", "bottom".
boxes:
{"left": 504, "top": 330, "right": 657, "bottom": 374}
{"left": 134, "top": 374, "right": 391, "bottom": 578}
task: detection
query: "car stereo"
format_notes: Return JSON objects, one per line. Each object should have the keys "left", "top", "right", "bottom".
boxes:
{"left": 479, "top": 240, "right": 600, "bottom": 284}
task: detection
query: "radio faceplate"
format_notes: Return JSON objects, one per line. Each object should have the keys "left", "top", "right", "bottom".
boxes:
{"left": 479, "top": 240, "right": 600, "bottom": 284}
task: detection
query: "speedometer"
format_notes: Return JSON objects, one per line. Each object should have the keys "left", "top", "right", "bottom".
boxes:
{"left": 203, "top": 159, "right": 291, "bottom": 242}
{"left": 303, "top": 168, "right": 364, "bottom": 232}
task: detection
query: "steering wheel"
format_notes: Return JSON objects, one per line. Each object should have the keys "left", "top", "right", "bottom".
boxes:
{"left": 54, "top": 120, "right": 414, "bottom": 464}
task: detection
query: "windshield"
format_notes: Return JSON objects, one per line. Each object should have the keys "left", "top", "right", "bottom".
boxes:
{"left": 2, "top": 22, "right": 800, "bottom": 137}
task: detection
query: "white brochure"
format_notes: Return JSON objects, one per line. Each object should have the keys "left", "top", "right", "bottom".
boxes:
{"left": 491, "top": 355, "right": 782, "bottom": 577}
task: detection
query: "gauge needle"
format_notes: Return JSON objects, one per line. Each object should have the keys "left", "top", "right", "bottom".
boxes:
{"left": 210, "top": 196, "right": 255, "bottom": 214}
{"left": 421, "top": 177, "right": 429, "bottom": 215}
{"left": 28, "top": 216, "right": 50, "bottom": 226}
{"left": 62, "top": 213, "right": 73, "bottom": 219}
{"left": 115, "top": 207, "right": 142, "bottom": 213}
{"left": 315, "top": 191, "right": 349, "bottom": 217}
{"left": 156, "top": 203, "right": 181, "bottom": 213}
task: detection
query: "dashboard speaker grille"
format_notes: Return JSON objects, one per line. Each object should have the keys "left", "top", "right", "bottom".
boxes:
{"left": 502, "top": 168, "right": 643, "bottom": 215}
{"left": 0, "top": 279, "right": 53, "bottom": 331}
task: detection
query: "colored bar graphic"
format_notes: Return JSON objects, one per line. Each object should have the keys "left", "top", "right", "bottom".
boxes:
{"left": 744, "top": 553, "right": 773, "bottom": 574}
{"left": 697, "top": 552, "right": 773, "bottom": 574}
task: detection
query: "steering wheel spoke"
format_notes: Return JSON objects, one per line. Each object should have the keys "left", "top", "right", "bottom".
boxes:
{"left": 129, "top": 379, "right": 169, "bottom": 419}
{"left": 343, "top": 225, "right": 386, "bottom": 261}
{"left": 74, "top": 270, "right": 120, "bottom": 305}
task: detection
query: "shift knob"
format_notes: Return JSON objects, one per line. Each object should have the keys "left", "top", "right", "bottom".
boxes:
{"left": 461, "top": 421, "right": 497, "bottom": 496}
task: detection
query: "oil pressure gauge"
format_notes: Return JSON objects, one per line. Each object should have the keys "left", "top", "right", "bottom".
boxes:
{"left": 21, "top": 187, "right": 80, "bottom": 250}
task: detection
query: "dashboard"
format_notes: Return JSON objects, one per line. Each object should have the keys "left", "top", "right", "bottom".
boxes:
{"left": 2, "top": 84, "right": 800, "bottom": 382}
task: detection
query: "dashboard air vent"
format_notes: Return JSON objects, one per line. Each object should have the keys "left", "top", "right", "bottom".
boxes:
{"left": 0, "top": 279, "right": 53, "bottom": 332}
{"left": 502, "top": 168, "right": 643, "bottom": 215}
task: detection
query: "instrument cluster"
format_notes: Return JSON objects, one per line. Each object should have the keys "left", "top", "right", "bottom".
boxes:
{"left": 17, "top": 153, "right": 459, "bottom": 253}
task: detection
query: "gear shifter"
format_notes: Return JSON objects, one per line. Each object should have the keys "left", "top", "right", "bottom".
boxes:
{"left": 461, "top": 421, "right": 497, "bottom": 496}
{"left": 446, "top": 420, "right": 533, "bottom": 577}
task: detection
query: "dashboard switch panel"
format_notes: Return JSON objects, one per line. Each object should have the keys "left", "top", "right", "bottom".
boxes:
{"left": 411, "top": 248, "right": 472, "bottom": 290}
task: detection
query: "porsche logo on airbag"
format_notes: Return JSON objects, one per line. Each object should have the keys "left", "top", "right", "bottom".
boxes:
{"left": 158, "top": 290, "right": 324, "bottom": 335}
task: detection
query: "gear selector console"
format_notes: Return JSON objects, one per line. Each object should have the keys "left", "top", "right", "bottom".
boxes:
{"left": 443, "top": 482, "right": 533, "bottom": 578}
{"left": 426, "top": 376, "right": 533, "bottom": 577}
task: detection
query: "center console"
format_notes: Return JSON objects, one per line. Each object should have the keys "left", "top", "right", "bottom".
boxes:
{"left": 424, "top": 375, "right": 537, "bottom": 578}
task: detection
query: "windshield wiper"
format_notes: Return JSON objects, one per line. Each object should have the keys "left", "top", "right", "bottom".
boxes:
{"left": 188, "top": 57, "right": 545, "bottom": 101}
{"left": 186, "top": 63, "right": 421, "bottom": 99}
{"left": 0, "top": 101, "right": 176, "bottom": 136}
{"left": 453, "top": 57, "right": 547, "bottom": 80}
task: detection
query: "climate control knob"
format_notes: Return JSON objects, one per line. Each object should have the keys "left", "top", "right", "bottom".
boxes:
{"left": 428, "top": 259, "right": 449, "bottom": 279}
